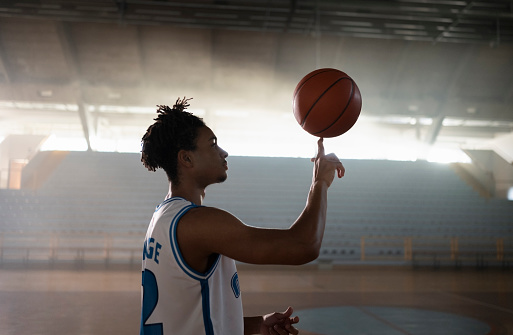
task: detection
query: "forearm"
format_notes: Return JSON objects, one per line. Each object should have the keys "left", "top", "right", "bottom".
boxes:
{"left": 290, "top": 180, "right": 329, "bottom": 254}
{"left": 287, "top": 137, "right": 341, "bottom": 255}
{"left": 244, "top": 316, "right": 263, "bottom": 335}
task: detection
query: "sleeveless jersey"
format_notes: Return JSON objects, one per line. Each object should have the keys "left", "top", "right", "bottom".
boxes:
{"left": 140, "top": 197, "right": 243, "bottom": 335}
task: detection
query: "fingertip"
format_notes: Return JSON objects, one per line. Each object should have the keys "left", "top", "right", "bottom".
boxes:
{"left": 317, "top": 137, "right": 325, "bottom": 155}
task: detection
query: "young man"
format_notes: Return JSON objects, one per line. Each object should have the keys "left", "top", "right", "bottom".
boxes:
{"left": 140, "top": 98, "right": 344, "bottom": 335}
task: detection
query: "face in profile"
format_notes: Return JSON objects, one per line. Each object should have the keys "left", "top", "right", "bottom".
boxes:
{"left": 190, "top": 126, "right": 229, "bottom": 185}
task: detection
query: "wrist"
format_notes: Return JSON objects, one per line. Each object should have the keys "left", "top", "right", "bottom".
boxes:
{"left": 243, "top": 315, "right": 264, "bottom": 335}
{"left": 311, "top": 179, "right": 329, "bottom": 191}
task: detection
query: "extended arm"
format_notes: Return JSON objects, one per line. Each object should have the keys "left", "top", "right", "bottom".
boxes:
{"left": 177, "top": 138, "right": 345, "bottom": 270}
{"left": 286, "top": 137, "right": 345, "bottom": 262}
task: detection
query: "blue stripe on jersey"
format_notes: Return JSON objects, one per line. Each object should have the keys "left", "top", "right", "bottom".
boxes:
{"left": 169, "top": 203, "right": 220, "bottom": 281}
{"left": 200, "top": 279, "right": 214, "bottom": 335}
{"left": 167, "top": 198, "right": 220, "bottom": 334}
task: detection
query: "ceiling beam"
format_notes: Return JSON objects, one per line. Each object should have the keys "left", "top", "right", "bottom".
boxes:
{"left": 444, "top": 44, "right": 477, "bottom": 97}
{"left": 134, "top": 25, "right": 147, "bottom": 87}
{"left": 0, "top": 1, "right": 511, "bottom": 44}
{"left": 55, "top": 21, "right": 80, "bottom": 81}
{"left": 433, "top": 1, "right": 476, "bottom": 44}
{"left": 425, "top": 44, "right": 477, "bottom": 144}
{"left": 426, "top": 115, "right": 445, "bottom": 145}
{"left": 0, "top": 27, "right": 13, "bottom": 83}
{"left": 0, "top": 49, "right": 11, "bottom": 83}
{"left": 77, "top": 102, "right": 92, "bottom": 151}
{"left": 385, "top": 41, "right": 412, "bottom": 100}
{"left": 55, "top": 21, "right": 98, "bottom": 150}
{"left": 284, "top": 0, "right": 297, "bottom": 33}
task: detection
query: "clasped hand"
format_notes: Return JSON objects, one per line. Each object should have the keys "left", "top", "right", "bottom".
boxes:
{"left": 260, "top": 306, "right": 299, "bottom": 335}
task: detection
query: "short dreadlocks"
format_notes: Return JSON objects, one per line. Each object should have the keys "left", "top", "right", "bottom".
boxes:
{"left": 141, "top": 97, "right": 205, "bottom": 184}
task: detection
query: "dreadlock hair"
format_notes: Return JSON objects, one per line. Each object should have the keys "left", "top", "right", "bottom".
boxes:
{"left": 141, "top": 97, "right": 205, "bottom": 184}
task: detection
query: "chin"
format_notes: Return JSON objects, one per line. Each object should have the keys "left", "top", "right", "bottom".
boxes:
{"left": 217, "top": 173, "right": 227, "bottom": 183}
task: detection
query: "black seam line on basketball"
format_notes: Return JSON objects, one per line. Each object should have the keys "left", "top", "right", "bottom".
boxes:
{"left": 294, "top": 69, "right": 333, "bottom": 101}
{"left": 313, "top": 78, "right": 355, "bottom": 135}
{"left": 301, "top": 76, "right": 350, "bottom": 126}
{"left": 298, "top": 72, "right": 343, "bottom": 126}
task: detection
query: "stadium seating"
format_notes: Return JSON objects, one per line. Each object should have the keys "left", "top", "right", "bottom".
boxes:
{"left": 0, "top": 151, "right": 511, "bottom": 267}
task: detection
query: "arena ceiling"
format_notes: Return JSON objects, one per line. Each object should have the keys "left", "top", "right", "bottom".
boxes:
{"left": 0, "top": 0, "right": 512, "bottom": 161}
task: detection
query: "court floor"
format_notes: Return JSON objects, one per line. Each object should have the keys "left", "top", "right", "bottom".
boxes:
{"left": 0, "top": 264, "right": 512, "bottom": 334}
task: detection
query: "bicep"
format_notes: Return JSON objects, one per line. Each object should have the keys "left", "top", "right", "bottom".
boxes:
{"left": 185, "top": 207, "right": 315, "bottom": 265}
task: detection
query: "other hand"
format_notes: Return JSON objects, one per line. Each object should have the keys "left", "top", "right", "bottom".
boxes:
{"left": 260, "top": 306, "right": 300, "bottom": 335}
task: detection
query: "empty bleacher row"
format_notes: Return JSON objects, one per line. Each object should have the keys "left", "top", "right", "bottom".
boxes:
{"left": 0, "top": 151, "right": 512, "bottom": 267}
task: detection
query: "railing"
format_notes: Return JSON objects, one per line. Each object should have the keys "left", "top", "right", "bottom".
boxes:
{"left": 319, "top": 235, "right": 512, "bottom": 268}
{"left": 1, "top": 232, "right": 511, "bottom": 269}
{"left": 0, "top": 231, "right": 142, "bottom": 267}
{"left": 360, "top": 235, "right": 512, "bottom": 268}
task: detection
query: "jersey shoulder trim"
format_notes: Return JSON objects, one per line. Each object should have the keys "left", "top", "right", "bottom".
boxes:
{"left": 169, "top": 203, "right": 220, "bottom": 281}
{"left": 155, "top": 196, "right": 188, "bottom": 212}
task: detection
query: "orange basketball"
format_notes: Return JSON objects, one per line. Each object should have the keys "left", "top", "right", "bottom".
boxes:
{"left": 293, "top": 68, "right": 362, "bottom": 137}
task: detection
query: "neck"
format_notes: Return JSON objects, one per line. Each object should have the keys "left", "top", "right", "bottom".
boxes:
{"left": 167, "top": 182, "right": 205, "bottom": 205}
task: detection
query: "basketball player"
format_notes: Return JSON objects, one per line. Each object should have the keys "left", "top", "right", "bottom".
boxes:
{"left": 140, "top": 98, "right": 344, "bottom": 335}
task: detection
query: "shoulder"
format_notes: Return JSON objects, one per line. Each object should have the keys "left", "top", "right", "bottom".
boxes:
{"left": 181, "top": 206, "right": 241, "bottom": 226}
{"left": 175, "top": 205, "right": 249, "bottom": 266}
{"left": 177, "top": 206, "right": 249, "bottom": 247}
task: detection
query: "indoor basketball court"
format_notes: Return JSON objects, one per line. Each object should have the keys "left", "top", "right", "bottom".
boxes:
{"left": 1, "top": 1, "right": 513, "bottom": 335}
{"left": 0, "top": 264, "right": 512, "bottom": 334}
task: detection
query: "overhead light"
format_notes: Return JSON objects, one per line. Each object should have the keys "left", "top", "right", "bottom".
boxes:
{"left": 108, "top": 92, "right": 121, "bottom": 100}
{"left": 0, "top": 100, "right": 78, "bottom": 111}
{"left": 214, "top": 110, "right": 250, "bottom": 118}
{"left": 39, "top": 90, "right": 53, "bottom": 98}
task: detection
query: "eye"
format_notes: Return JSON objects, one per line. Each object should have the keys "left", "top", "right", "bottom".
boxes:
{"left": 210, "top": 136, "right": 218, "bottom": 147}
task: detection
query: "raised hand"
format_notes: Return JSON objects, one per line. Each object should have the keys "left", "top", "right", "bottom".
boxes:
{"left": 311, "top": 137, "right": 345, "bottom": 187}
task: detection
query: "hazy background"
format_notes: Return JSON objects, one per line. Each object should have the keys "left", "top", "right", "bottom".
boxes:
{"left": 0, "top": 1, "right": 512, "bottom": 186}
{"left": 0, "top": 3, "right": 513, "bottom": 334}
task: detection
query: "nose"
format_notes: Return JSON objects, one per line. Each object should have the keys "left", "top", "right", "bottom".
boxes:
{"left": 219, "top": 146, "right": 228, "bottom": 158}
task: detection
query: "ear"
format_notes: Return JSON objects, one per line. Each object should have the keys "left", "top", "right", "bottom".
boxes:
{"left": 177, "top": 150, "right": 194, "bottom": 168}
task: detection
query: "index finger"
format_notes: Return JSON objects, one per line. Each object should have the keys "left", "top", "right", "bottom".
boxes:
{"left": 316, "top": 137, "right": 325, "bottom": 158}
{"left": 281, "top": 306, "right": 293, "bottom": 318}
{"left": 285, "top": 324, "right": 300, "bottom": 335}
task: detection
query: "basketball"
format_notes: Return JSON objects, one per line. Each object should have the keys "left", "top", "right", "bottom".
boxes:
{"left": 293, "top": 68, "right": 362, "bottom": 137}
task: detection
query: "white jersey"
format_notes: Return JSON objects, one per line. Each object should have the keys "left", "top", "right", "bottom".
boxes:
{"left": 140, "top": 197, "right": 243, "bottom": 335}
